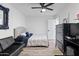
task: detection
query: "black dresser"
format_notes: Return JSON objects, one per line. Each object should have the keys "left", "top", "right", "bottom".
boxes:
{"left": 56, "top": 23, "right": 79, "bottom": 55}
{"left": 56, "top": 23, "right": 70, "bottom": 53}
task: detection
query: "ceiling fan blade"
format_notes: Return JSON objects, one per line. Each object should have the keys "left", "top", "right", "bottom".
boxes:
{"left": 45, "top": 3, "right": 54, "bottom": 7}
{"left": 40, "top": 3, "right": 45, "bottom": 7}
{"left": 32, "top": 7, "right": 42, "bottom": 9}
{"left": 46, "top": 8, "right": 53, "bottom": 11}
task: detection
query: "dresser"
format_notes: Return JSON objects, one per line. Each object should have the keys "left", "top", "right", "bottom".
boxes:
{"left": 56, "top": 23, "right": 70, "bottom": 54}
{"left": 56, "top": 23, "right": 79, "bottom": 55}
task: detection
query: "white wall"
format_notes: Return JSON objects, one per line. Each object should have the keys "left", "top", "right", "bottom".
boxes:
{"left": 58, "top": 3, "right": 79, "bottom": 23}
{"left": 0, "top": 4, "right": 27, "bottom": 39}
{"left": 25, "top": 15, "right": 54, "bottom": 35}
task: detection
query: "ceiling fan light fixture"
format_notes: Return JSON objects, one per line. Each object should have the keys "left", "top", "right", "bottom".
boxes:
{"left": 32, "top": 3, "right": 54, "bottom": 12}
{"left": 41, "top": 8, "right": 46, "bottom": 12}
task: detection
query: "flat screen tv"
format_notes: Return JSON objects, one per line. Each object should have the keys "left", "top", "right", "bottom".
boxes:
{"left": 70, "top": 23, "right": 79, "bottom": 36}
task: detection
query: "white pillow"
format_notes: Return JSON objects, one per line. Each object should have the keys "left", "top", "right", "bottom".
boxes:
{"left": 21, "top": 33, "right": 26, "bottom": 36}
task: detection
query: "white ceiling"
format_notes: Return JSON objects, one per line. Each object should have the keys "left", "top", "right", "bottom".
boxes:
{"left": 10, "top": 3, "right": 69, "bottom": 17}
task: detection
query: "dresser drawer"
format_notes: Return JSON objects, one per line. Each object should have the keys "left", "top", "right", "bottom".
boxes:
{"left": 56, "top": 40, "right": 64, "bottom": 53}
{"left": 56, "top": 32, "right": 63, "bottom": 44}
{"left": 56, "top": 24, "right": 63, "bottom": 28}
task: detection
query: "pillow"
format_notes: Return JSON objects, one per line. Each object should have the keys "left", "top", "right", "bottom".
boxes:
{"left": 21, "top": 33, "right": 26, "bottom": 36}
{"left": 26, "top": 32, "right": 30, "bottom": 37}
{"left": 26, "top": 32, "right": 33, "bottom": 37}
{"left": 30, "top": 33, "right": 33, "bottom": 36}
{"left": 6, "top": 37, "right": 15, "bottom": 47}
{"left": 0, "top": 36, "right": 14, "bottom": 50}
{"left": 0, "top": 39, "right": 9, "bottom": 50}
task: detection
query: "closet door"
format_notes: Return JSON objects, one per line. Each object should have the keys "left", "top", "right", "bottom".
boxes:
{"left": 48, "top": 18, "right": 59, "bottom": 41}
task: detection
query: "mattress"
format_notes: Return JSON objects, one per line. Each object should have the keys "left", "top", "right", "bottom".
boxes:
{"left": 27, "top": 35, "right": 49, "bottom": 47}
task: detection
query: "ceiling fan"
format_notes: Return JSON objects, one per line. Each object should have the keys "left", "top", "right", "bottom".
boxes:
{"left": 31, "top": 3, "right": 54, "bottom": 12}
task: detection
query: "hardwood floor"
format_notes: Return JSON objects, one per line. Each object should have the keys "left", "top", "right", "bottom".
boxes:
{"left": 19, "top": 39, "right": 63, "bottom": 56}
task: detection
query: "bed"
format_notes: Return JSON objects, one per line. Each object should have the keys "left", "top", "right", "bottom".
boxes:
{"left": 27, "top": 34, "right": 49, "bottom": 47}
{"left": 14, "top": 27, "right": 49, "bottom": 47}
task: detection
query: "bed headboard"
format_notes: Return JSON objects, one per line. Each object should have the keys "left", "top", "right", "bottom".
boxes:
{"left": 14, "top": 27, "right": 26, "bottom": 38}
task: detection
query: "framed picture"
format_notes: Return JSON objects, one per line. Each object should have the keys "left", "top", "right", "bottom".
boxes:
{"left": 0, "top": 5, "right": 9, "bottom": 29}
{"left": 0, "top": 10, "right": 3, "bottom": 25}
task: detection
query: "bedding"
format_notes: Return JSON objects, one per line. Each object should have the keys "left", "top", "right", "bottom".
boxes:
{"left": 27, "top": 34, "right": 49, "bottom": 47}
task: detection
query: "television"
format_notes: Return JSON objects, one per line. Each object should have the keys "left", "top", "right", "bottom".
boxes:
{"left": 70, "top": 23, "right": 79, "bottom": 36}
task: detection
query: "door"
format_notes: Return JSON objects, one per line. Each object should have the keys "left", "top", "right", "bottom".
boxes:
{"left": 48, "top": 18, "right": 59, "bottom": 40}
